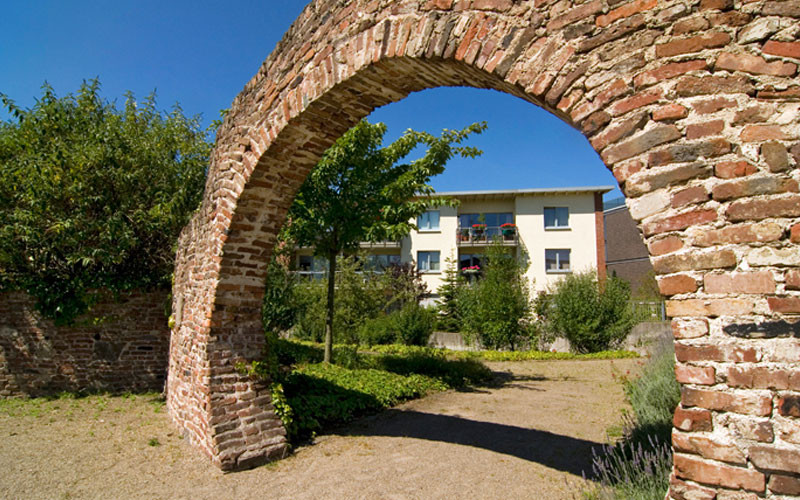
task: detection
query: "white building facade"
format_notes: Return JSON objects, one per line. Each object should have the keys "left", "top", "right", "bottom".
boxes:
{"left": 296, "top": 186, "right": 613, "bottom": 299}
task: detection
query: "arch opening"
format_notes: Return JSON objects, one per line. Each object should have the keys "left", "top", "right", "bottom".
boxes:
{"left": 167, "top": 2, "right": 800, "bottom": 499}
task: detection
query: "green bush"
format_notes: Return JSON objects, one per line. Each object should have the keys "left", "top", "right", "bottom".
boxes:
{"left": 623, "top": 340, "right": 680, "bottom": 446}
{"left": 535, "top": 270, "right": 636, "bottom": 353}
{"left": 457, "top": 243, "right": 532, "bottom": 350}
{"left": 357, "top": 303, "right": 433, "bottom": 346}
{"left": 586, "top": 341, "right": 679, "bottom": 500}
{"left": 0, "top": 80, "right": 209, "bottom": 323}
{"left": 392, "top": 303, "right": 435, "bottom": 346}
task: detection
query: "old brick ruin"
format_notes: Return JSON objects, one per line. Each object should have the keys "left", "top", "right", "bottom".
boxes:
{"left": 0, "top": 291, "right": 170, "bottom": 397}
{"left": 166, "top": 0, "right": 800, "bottom": 496}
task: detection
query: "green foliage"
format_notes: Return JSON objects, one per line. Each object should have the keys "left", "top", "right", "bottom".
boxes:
{"left": 262, "top": 252, "right": 300, "bottom": 335}
{"left": 435, "top": 253, "right": 463, "bottom": 332}
{"left": 535, "top": 270, "right": 637, "bottom": 353}
{"left": 282, "top": 363, "right": 447, "bottom": 440}
{"left": 369, "top": 343, "right": 638, "bottom": 361}
{"left": 0, "top": 80, "right": 209, "bottom": 323}
{"left": 290, "top": 255, "right": 385, "bottom": 343}
{"left": 623, "top": 340, "right": 680, "bottom": 446}
{"left": 285, "top": 119, "right": 485, "bottom": 361}
{"left": 287, "top": 119, "right": 485, "bottom": 255}
{"left": 391, "top": 303, "right": 435, "bottom": 346}
{"left": 267, "top": 339, "right": 491, "bottom": 441}
{"left": 357, "top": 302, "right": 435, "bottom": 346}
{"left": 379, "top": 262, "right": 428, "bottom": 311}
{"left": 586, "top": 341, "right": 678, "bottom": 500}
{"left": 457, "top": 243, "right": 532, "bottom": 350}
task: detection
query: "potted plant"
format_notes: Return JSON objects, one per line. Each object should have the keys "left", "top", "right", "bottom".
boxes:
{"left": 458, "top": 227, "right": 470, "bottom": 242}
{"left": 501, "top": 222, "right": 516, "bottom": 240}
{"left": 471, "top": 223, "right": 487, "bottom": 240}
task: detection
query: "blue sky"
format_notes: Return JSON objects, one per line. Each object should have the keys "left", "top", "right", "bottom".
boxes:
{"left": 1, "top": 1, "right": 620, "bottom": 199}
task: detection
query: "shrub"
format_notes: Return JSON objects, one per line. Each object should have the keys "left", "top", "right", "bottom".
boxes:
{"left": 356, "top": 302, "right": 435, "bottom": 346}
{"left": 623, "top": 339, "right": 680, "bottom": 446}
{"left": 392, "top": 303, "right": 435, "bottom": 346}
{"left": 0, "top": 81, "right": 209, "bottom": 323}
{"left": 535, "top": 270, "right": 636, "bottom": 353}
{"left": 586, "top": 340, "right": 679, "bottom": 500}
{"left": 457, "top": 242, "right": 531, "bottom": 350}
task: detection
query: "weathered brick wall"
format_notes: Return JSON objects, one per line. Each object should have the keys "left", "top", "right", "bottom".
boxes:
{"left": 0, "top": 291, "right": 170, "bottom": 396}
{"left": 168, "top": 0, "right": 800, "bottom": 495}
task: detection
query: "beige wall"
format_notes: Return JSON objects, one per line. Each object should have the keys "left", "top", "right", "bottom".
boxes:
{"left": 292, "top": 192, "right": 601, "bottom": 299}
{"left": 513, "top": 193, "right": 599, "bottom": 293}
{"left": 408, "top": 192, "right": 601, "bottom": 298}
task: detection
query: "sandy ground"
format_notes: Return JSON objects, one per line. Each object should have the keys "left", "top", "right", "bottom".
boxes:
{"left": 0, "top": 358, "right": 640, "bottom": 500}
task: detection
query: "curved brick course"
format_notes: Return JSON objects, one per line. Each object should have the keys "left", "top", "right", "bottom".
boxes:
{"left": 167, "top": 0, "right": 800, "bottom": 495}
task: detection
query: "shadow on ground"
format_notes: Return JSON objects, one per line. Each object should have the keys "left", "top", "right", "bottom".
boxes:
{"left": 336, "top": 409, "right": 601, "bottom": 479}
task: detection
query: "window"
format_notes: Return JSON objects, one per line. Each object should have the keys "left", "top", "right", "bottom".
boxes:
{"left": 545, "top": 249, "right": 571, "bottom": 273}
{"left": 544, "top": 207, "right": 569, "bottom": 229}
{"left": 458, "top": 212, "right": 513, "bottom": 228}
{"left": 365, "top": 254, "right": 401, "bottom": 271}
{"left": 458, "top": 253, "right": 484, "bottom": 270}
{"left": 298, "top": 255, "right": 327, "bottom": 272}
{"left": 417, "top": 210, "right": 440, "bottom": 231}
{"left": 417, "top": 251, "right": 440, "bottom": 272}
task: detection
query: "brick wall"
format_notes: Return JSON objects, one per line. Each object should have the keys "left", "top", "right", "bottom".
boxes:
{"left": 0, "top": 290, "right": 170, "bottom": 397}
{"left": 167, "top": 0, "right": 800, "bottom": 495}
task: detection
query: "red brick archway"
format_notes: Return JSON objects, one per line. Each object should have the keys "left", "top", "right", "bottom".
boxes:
{"left": 167, "top": 0, "right": 800, "bottom": 496}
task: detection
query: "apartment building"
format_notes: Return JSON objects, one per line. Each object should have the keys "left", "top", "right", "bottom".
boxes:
{"left": 296, "top": 185, "right": 613, "bottom": 300}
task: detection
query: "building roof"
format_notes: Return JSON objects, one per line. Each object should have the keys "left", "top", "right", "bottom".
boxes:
{"left": 426, "top": 185, "right": 615, "bottom": 201}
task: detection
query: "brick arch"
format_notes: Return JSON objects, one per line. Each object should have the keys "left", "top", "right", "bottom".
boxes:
{"left": 167, "top": 0, "right": 800, "bottom": 495}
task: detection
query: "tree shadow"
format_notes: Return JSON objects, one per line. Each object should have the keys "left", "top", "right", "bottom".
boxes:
{"left": 335, "top": 409, "right": 602, "bottom": 479}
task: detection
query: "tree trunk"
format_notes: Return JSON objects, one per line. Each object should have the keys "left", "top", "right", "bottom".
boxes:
{"left": 324, "top": 251, "right": 337, "bottom": 364}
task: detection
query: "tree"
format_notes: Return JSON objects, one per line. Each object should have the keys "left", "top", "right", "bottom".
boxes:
{"left": 286, "top": 119, "right": 485, "bottom": 362}
{"left": 458, "top": 242, "right": 532, "bottom": 350}
{"left": 435, "top": 252, "right": 463, "bottom": 332}
{"left": 0, "top": 80, "right": 210, "bottom": 323}
{"left": 534, "top": 270, "right": 636, "bottom": 353}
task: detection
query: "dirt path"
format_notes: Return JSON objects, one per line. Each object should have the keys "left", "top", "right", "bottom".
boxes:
{"left": 0, "top": 358, "right": 640, "bottom": 500}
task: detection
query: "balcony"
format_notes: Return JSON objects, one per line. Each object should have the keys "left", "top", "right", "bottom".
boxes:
{"left": 456, "top": 225, "right": 518, "bottom": 246}
{"left": 359, "top": 240, "right": 401, "bottom": 249}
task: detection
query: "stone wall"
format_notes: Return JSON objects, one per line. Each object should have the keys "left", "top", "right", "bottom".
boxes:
{"left": 168, "top": 0, "right": 800, "bottom": 496}
{"left": 0, "top": 291, "right": 170, "bottom": 397}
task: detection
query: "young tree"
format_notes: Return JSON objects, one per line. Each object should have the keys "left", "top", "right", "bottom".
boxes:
{"left": 0, "top": 80, "right": 209, "bottom": 323}
{"left": 286, "top": 119, "right": 485, "bottom": 362}
{"left": 435, "top": 252, "right": 463, "bottom": 333}
{"left": 458, "top": 242, "right": 531, "bottom": 350}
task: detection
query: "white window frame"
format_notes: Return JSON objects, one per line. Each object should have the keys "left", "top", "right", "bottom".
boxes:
{"left": 544, "top": 207, "right": 570, "bottom": 230}
{"left": 417, "top": 210, "right": 440, "bottom": 232}
{"left": 417, "top": 251, "right": 440, "bottom": 273}
{"left": 545, "top": 249, "right": 571, "bottom": 273}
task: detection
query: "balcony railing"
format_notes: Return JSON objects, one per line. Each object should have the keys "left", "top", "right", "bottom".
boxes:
{"left": 359, "top": 240, "right": 401, "bottom": 248}
{"left": 456, "top": 226, "right": 518, "bottom": 246}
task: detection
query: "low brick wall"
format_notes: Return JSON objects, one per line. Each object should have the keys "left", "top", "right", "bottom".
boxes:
{"left": 0, "top": 290, "right": 170, "bottom": 397}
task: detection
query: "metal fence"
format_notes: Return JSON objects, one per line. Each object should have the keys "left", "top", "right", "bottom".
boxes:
{"left": 630, "top": 300, "right": 666, "bottom": 321}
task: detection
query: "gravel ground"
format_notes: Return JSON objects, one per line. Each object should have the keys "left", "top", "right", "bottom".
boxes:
{"left": 0, "top": 358, "right": 640, "bottom": 500}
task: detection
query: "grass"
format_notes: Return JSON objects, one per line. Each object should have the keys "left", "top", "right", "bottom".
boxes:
{"left": 0, "top": 391, "right": 164, "bottom": 419}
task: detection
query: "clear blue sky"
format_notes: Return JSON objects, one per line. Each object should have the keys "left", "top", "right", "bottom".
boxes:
{"left": 1, "top": 1, "right": 621, "bottom": 199}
